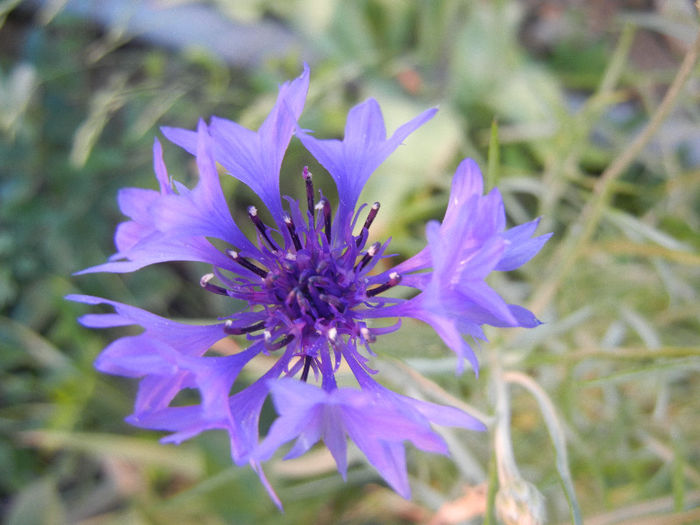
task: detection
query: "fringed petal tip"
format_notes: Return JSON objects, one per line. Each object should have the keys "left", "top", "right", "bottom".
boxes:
{"left": 250, "top": 460, "right": 283, "bottom": 511}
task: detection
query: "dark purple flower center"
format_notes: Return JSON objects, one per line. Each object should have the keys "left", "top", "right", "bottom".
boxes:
{"left": 200, "top": 168, "right": 401, "bottom": 379}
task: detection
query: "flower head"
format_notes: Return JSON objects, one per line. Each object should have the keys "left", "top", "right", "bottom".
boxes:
{"left": 69, "top": 66, "right": 550, "bottom": 507}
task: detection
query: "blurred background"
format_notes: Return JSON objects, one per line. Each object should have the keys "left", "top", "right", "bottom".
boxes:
{"left": 1, "top": 1, "right": 699, "bottom": 523}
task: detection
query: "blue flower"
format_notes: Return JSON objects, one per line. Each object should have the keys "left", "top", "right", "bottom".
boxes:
{"left": 69, "top": 66, "right": 550, "bottom": 507}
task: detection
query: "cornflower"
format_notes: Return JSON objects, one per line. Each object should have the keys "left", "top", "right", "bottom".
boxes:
{"left": 69, "top": 66, "right": 550, "bottom": 507}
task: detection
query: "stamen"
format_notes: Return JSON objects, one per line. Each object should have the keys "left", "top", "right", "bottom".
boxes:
{"left": 319, "top": 293, "right": 345, "bottom": 311}
{"left": 295, "top": 290, "right": 312, "bottom": 313}
{"left": 356, "top": 241, "right": 380, "bottom": 271}
{"left": 283, "top": 214, "right": 303, "bottom": 251}
{"left": 356, "top": 201, "right": 380, "bottom": 246}
{"left": 327, "top": 326, "right": 338, "bottom": 342}
{"left": 263, "top": 330, "right": 294, "bottom": 351}
{"left": 300, "top": 355, "right": 313, "bottom": 382}
{"left": 363, "top": 202, "right": 380, "bottom": 231}
{"left": 200, "top": 273, "right": 228, "bottom": 295}
{"left": 285, "top": 288, "right": 297, "bottom": 308}
{"left": 367, "top": 271, "right": 401, "bottom": 297}
{"left": 226, "top": 249, "right": 268, "bottom": 278}
{"left": 360, "top": 326, "right": 376, "bottom": 343}
{"left": 282, "top": 256, "right": 298, "bottom": 273}
{"left": 316, "top": 197, "right": 332, "bottom": 242}
{"left": 355, "top": 228, "right": 368, "bottom": 248}
{"left": 248, "top": 206, "right": 279, "bottom": 250}
{"left": 315, "top": 260, "right": 329, "bottom": 274}
{"left": 308, "top": 275, "right": 329, "bottom": 287}
{"left": 303, "top": 166, "right": 314, "bottom": 216}
{"left": 224, "top": 319, "right": 265, "bottom": 335}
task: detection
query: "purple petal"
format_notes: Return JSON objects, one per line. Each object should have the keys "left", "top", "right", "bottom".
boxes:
{"left": 67, "top": 295, "right": 226, "bottom": 356}
{"left": 415, "top": 306, "right": 478, "bottom": 375}
{"left": 400, "top": 396, "right": 486, "bottom": 431}
{"left": 456, "top": 280, "right": 516, "bottom": 326}
{"left": 159, "top": 126, "right": 196, "bottom": 154}
{"left": 76, "top": 125, "right": 254, "bottom": 276}
{"left": 343, "top": 98, "right": 387, "bottom": 146}
{"left": 473, "top": 188, "right": 506, "bottom": 240}
{"left": 249, "top": 460, "right": 283, "bottom": 510}
{"left": 152, "top": 121, "right": 255, "bottom": 251}
{"left": 227, "top": 350, "right": 294, "bottom": 463}
{"left": 283, "top": 406, "right": 325, "bottom": 460}
{"left": 346, "top": 426, "right": 411, "bottom": 499}
{"left": 496, "top": 218, "right": 552, "bottom": 271}
{"left": 113, "top": 221, "right": 152, "bottom": 253}
{"left": 507, "top": 304, "right": 542, "bottom": 328}
{"left": 177, "top": 346, "right": 260, "bottom": 421}
{"left": 453, "top": 236, "right": 507, "bottom": 281}
{"left": 442, "top": 159, "right": 484, "bottom": 229}
{"left": 166, "top": 66, "right": 310, "bottom": 223}
{"left": 297, "top": 101, "right": 436, "bottom": 227}
{"left": 95, "top": 336, "right": 179, "bottom": 377}
{"left": 152, "top": 137, "right": 173, "bottom": 193}
{"left": 128, "top": 405, "right": 227, "bottom": 443}
{"left": 117, "top": 188, "right": 159, "bottom": 223}
{"left": 375, "top": 106, "right": 438, "bottom": 165}
{"left": 318, "top": 406, "right": 348, "bottom": 478}
{"left": 76, "top": 235, "right": 238, "bottom": 275}
{"left": 255, "top": 379, "right": 326, "bottom": 460}
{"left": 133, "top": 372, "right": 193, "bottom": 414}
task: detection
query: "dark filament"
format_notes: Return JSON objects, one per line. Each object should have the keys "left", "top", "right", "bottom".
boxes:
{"left": 200, "top": 273, "right": 228, "bottom": 295}
{"left": 264, "top": 332, "right": 295, "bottom": 351}
{"left": 367, "top": 271, "right": 401, "bottom": 297}
{"left": 319, "top": 198, "right": 332, "bottom": 242}
{"left": 356, "top": 202, "right": 380, "bottom": 247}
{"left": 227, "top": 250, "right": 268, "bottom": 278}
{"left": 355, "top": 242, "right": 380, "bottom": 271}
{"left": 363, "top": 202, "right": 380, "bottom": 230}
{"left": 303, "top": 166, "right": 314, "bottom": 216}
{"left": 248, "top": 206, "right": 279, "bottom": 251}
{"left": 284, "top": 215, "right": 303, "bottom": 250}
{"left": 224, "top": 320, "right": 265, "bottom": 335}
{"left": 300, "top": 355, "right": 313, "bottom": 382}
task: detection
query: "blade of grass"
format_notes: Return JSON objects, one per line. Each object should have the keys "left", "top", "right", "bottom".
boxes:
{"left": 583, "top": 490, "right": 700, "bottom": 525}
{"left": 530, "top": 24, "right": 700, "bottom": 313}
{"left": 589, "top": 240, "right": 700, "bottom": 266}
{"left": 483, "top": 450, "right": 499, "bottom": 525}
{"left": 20, "top": 430, "right": 204, "bottom": 477}
{"left": 503, "top": 371, "right": 582, "bottom": 525}
{"left": 486, "top": 118, "right": 500, "bottom": 192}
{"left": 579, "top": 357, "right": 700, "bottom": 386}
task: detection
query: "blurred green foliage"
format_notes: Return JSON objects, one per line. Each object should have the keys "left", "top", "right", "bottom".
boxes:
{"left": 1, "top": 1, "right": 699, "bottom": 524}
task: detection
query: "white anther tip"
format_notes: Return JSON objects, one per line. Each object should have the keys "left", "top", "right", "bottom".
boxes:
{"left": 328, "top": 327, "right": 338, "bottom": 341}
{"left": 199, "top": 273, "right": 215, "bottom": 286}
